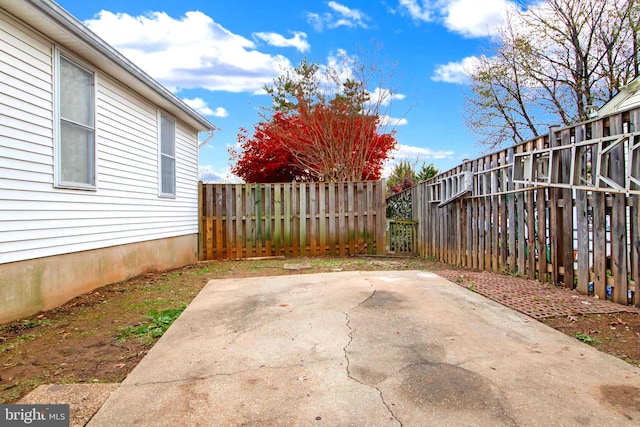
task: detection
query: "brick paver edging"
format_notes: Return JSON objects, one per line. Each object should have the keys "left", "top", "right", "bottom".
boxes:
{"left": 436, "top": 269, "right": 640, "bottom": 319}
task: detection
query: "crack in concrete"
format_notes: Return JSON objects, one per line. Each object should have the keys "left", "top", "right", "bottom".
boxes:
{"left": 343, "top": 289, "right": 403, "bottom": 427}
{"left": 131, "top": 364, "right": 303, "bottom": 387}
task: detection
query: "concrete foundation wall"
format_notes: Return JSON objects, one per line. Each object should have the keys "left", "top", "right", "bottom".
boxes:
{"left": 0, "top": 234, "right": 198, "bottom": 324}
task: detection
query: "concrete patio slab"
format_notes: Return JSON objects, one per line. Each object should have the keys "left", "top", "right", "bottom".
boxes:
{"left": 88, "top": 271, "right": 640, "bottom": 426}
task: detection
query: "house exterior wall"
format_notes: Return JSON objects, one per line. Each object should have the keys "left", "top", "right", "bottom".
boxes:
{"left": 0, "top": 10, "right": 200, "bottom": 321}
{"left": 0, "top": 234, "right": 197, "bottom": 324}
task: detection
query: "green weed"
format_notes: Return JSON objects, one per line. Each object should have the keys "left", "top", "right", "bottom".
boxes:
{"left": 574, "top": 333, "right": 600, "bottom": 345}
{"left": 117, "top": 305, "right": 186, "bottom": 342}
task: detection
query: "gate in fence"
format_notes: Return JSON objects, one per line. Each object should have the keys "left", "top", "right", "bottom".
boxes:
{"left": 386, "top": 190, "right": 417, "bottom": 254}
{"left": 386, "top": 219, "right": 418, "bottom": 254}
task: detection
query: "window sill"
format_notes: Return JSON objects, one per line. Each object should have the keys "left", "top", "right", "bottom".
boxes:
{"left": 55, "top": 183, "right": 97, "bottom": 191}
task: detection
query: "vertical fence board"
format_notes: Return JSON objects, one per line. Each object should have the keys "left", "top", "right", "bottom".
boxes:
{"left": 517, "top": 191, "right": 526, "bottom": 275}
{"left": 213, "top": 185, "right": 222, "bottom": 260}
{"left": 356, "top": 182, "right": 365, "bottom": 253}
{"left": 338, "top": 183, "right": 346, "bottom": 256}
{"left": 471, "top": 193, "right": 478, "bottom": 270}
{"left": 283, "top": 183, "right": 292, "bottom": 256}
{"left": 264, "top": 184, "right": 272, "bottom": 256}
{"left": 273, "top": 184, "right": 282, "bottom": 256}
{"left": 560, "top": 129, "right": 575, "bottom": 288}
{"left": 537, "top": 189, "right": 548, "bottom": 282}
{"left": 483, "top": 158, "right": 492, "bottom": 269}
{"left": 491, "top": 154, "right": 499, "bottom": 271}
{"left": 245, "top": 184, "right": 254, "bottom": 258}
{"left": 631, "top": 110, "right": 640, "bottom": 307}
{"left": 292, "top": 183, "right": 300, "bottom": 257}
{"left": 507, "top": 149, "right": 516, "bottom": 271}
{"left": 610, "top": 116, "right": 629, "bottom": 304}
{"left": 548, "top": 128, "right": 561, "bottom": 283}
{"left": 593, "top": 192, "right": 607, "bottom": 299}
{"left": 309, "top": 183, "right": 321, "bottom": 256}
{"left": 632, "top": 195, "right": 640, "bottom": 307}
{"left": 376, "top": 182, "right": 386, "bottom": 255}
{"left": 574, "top": 124, "right": 589, "bottom": 293}
{"left": 367, "top": 182, "right": 375, "bottom": 254}
{"left": 576, "top": 189, "right": 589, "bottom": 293}
{"left": 298, "top": 184, "right": 306, "bottom": 255}
{"left": 234, "top": 184, "right": 243, "bottom": 259}
{"left": 328, "top": 184, "right": 337, "bottom": 255}
{"left": 478, "top": 159, "right": 486, "bottom": 271}
{"left": 318, "top": 183, "right": 327, "bottom": 255}
{"left": 348, "top": 183, "right": 355, "bottom": 254}
{"left": 526, "top": 189, "right": 536, "bottom": 279}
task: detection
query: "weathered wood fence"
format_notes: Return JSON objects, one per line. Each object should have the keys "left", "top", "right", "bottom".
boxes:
{"left": 405, "top": 106, "right": 640, "bottom": 307}
{"left": 199, "top": 181, "right": 386, "bottom": 260}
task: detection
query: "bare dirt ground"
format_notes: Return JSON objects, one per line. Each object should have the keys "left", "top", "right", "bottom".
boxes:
{"left": 1, "top": 256, "right": 639, "bottom": 406}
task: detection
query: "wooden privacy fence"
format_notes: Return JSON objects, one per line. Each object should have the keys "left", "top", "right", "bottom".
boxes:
{"left": 199, "top": 181, "right": 386, "bottom": 260}
{"left": 412, "top": 106, "right": 640, "bottom": 307}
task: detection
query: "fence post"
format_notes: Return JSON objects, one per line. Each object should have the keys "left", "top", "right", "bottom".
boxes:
{"left": 609, "top": 115, "right": 629, "bottom": 304}
{"left": 631, "top": 109, "right": 640, "bottom": 307}
{"left": 198, "top": 181, "right": 204, "bottom": 260}
{"left": 575, "top": 125, "right": 590, "bottom": 294}
{"left": 548, "top": 126, "right": 563, "bottom": 284}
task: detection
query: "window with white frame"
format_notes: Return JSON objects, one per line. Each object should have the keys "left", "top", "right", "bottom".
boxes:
{"left": 159, "top": 113, "right": 176, "bottom": 196}
{"left": 56, "top": 53, "right": 96, "bottom": 188}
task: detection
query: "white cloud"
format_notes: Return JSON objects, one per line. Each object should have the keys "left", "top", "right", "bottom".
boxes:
{"left": 198, "top": 165, "right": 241, "bottom": 183}
{"left": 398, "top": 0, "right": 516, "bottom": 38}
{"left": 328, "top": 1, "right": 369, "bottom": 27}
{"left": 398, "top": 0, "right": 436, "bottom": 22}
{"left": 84, "top": 10, "right": 292, "bottom": 93}
{"left": 368, "top": 87, "right": 406, "bottom": 107}
{"left": 381, "top": 144, "right": 454, "bottom": 178}
{"left": 393, "top": 143, "right": 455, "bottom": 160}
{"left": 305, "top": 12, "right": 325, "bottom": 31}
{"left": 318, "top": 49, "right": 356, "bottom": 84}
{"left": 306, "top": 2, "right": 370, "bottom": 31}
{"left": 182, "top": 97, "right": 228, "bottom": 117}
{"left": 431, "top": 55, "right": 481, "bottom": 84}
{"left": 443, "top": 0, "right": 514, "bottom": 37}
{"left": 253, "top": 31, "right": 310, "bottom": 52}
{"left": 375, "top": 143, "right": 456, "bottom": 178}
{"left": 211, "top": 107, "right": 229, "bottom": 118}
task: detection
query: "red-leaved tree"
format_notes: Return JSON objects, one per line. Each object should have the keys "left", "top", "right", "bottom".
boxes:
{"left": 229, "top": 120, "right": 311, "bottom": 183}
{"left": 279, "top": 103, "right": 395, "bottom": 181}
{"left": 230, "top": 54, "right": 401, "bottom": 183}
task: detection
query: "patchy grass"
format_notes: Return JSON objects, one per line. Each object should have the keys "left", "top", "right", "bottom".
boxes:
{"left": 117, "top": 305, "right": 187, "bottom": 343}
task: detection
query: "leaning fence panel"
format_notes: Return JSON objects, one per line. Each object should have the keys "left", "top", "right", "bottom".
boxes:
{"left": 415, "top": 107, "right": 640, "bottom": 308}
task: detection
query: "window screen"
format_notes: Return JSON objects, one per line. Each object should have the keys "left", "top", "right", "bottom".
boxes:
{"left": 160, "top": 114, "right": 176, "bottom": 196}
{"left": 58, "top": 55, "right": 95, "bottom": 187}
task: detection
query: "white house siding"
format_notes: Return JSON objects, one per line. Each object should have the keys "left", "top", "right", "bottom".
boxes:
{"left": 0, "top": 11, "right": 199, "bottom": 265}
{"left": 618, "top": 91, "right": 640, "bottom": 112}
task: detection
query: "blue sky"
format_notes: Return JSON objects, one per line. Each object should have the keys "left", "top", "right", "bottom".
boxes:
{"left": 55, "top": 0, "right": 523, "bottom": 181}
